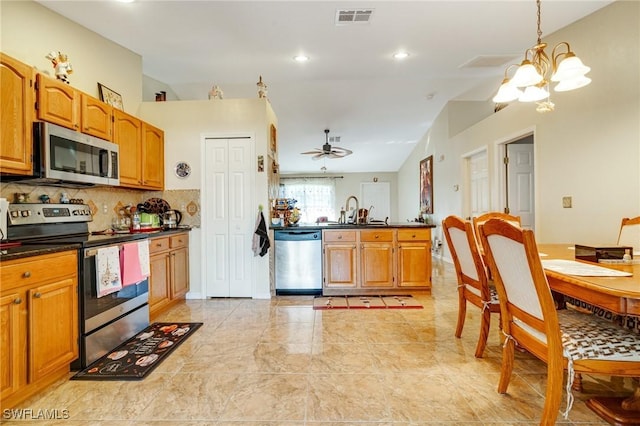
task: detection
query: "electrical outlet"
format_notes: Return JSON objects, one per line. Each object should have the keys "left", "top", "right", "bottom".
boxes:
{"left": 562, "top": 196, "right": 572, "bottom": 208}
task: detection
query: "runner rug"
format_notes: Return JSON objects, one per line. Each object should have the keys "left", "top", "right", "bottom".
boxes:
{"left": 71, "top": 322, "right": 202, "bottom": 381}
{"left": 313, "top": 295, "right": 423, "bottom": 310}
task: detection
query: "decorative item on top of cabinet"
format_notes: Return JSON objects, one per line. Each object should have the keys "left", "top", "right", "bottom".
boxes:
{"left": 208, "top": 85, "right": 223, "bottom": 99}
{"left": 0, "top": 250, "right": 78, "bottom": 409}
{"left": 257, "top": 75, "right": 267, "bottom": 99}
{"left": 45, "top": 51, "right": 73, "bottom": 84}
{"left": 97, "top": 82, "right": 123, "bottom": 110}
{"left": 0, "top": 53, "right": 34, "bottom": 175}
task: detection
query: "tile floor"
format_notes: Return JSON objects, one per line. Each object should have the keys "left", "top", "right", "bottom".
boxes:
{"left": 5, "top": 260, "right": 632, "bottom": 425}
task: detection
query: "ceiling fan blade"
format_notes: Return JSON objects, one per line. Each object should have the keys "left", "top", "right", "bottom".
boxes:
{"left": 301, "top": 149, "right": 322, "bottom": 155}
{"left": 312, "top": 153, "right": 324, "bottom": 160}
{"left": 331, "top": 146, "right": 353, "bottom": 156}
{"left": 328, "top": 153, "right": 343, "bottom": 159}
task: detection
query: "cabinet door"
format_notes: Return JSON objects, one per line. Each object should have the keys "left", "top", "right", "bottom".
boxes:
{"left": 0, "top": 53, "right": 34, "bottom": 175}
{"left": 397, "top": 242, "right": 432, "bottom": 288}
{"left": 360, "top": 242, "right": 395, "bottom": 288}
{"left": 323, "top": 243, "right": 358, "bottom": 288}
{"left": 0, "top": 290, "right": 26, "bottom": 400}
{"left": 170, "top": 247, "right": 190, "bottom": 299}
{"left": 81, "top": 94, "right": 112, "bottom": 140}
{"left": 113, "top": 109, "right": 143, "bottom": 187}
{"left": 28, "top": 277, "right": 78, "bottom": 382}
{"left": 149, "top": 252, "right": 171, "bottom": 317}
{"left": 141, "top": 122, "right": 164, "bottom": 189}
{"left": 36, "top": 73, "right": 79, "bottom": 130}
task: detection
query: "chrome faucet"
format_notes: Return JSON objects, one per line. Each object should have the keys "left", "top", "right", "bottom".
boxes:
{"left": 345, "top": 195, "right": 359, "bottom": 224}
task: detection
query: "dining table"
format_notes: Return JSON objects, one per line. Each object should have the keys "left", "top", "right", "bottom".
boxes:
{"left": 538, "top": 243, "right": 640, "bottom": 425}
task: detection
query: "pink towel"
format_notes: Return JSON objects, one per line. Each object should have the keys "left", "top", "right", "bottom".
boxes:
{"left": 120, "top": 241, "right": 149, "bottom": 286}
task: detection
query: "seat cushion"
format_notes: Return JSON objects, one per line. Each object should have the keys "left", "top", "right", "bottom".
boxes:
{"left": 559, "top": 309, "right": 640, "bottom": 361}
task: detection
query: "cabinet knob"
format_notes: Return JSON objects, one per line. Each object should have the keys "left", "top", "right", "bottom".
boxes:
{"left": 337, "top": 235, "right": 342, "bottom": 240}
{"left": 412, "top": 234, "right": 416, "bottom": 238}
{"left": 375, "top": 235, "right": 379, "bottom": 239}
{"left": 33, "top": 292, "right": 42, "bottom": 298}
{"left": 22, "top": 271, "right": 31, "bottom": 278}
{"left": 13, "top": 298, "right": 22, "bottom": 305}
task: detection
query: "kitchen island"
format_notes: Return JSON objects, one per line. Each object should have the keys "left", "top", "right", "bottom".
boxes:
{"left": 271, "top": 222, "right": 435, "bottom": 296}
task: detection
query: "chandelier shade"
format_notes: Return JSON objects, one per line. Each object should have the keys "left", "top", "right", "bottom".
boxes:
{"left": 492, "top": 0, "right": 591, "bottom": 112}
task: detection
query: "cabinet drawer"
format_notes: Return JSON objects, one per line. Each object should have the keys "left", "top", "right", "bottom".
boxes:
{"left": 323, "top": 230, "right": 357, "bottom": 243}
{"left": 170, "top": 233, "right": 188, "bottom": 249}
{"left": 360, "top": 229, "right": 394, "bottom": 242}
{"left": 397, "top": 229, "right": 430, "bottom": 242}
{"left": 149, "top": 237, "right": 170, "bottom": 254}
{"left": 1, "top": 251, "right": 77, "bottom": 291}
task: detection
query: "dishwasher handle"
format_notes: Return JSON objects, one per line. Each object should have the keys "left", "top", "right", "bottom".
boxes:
{"left": 274, "top": 230, "right": 321, "bottom": 241}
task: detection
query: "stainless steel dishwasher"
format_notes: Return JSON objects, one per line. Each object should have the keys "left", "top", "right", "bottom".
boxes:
{"left": 274, "top": 229, "right": 322, "bottom": 295}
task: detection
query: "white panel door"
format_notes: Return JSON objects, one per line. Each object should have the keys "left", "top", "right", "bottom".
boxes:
{"left": 205, "top": 137, "right": 253, "bottom": 297}
{"left": 507, "top": 142, "right": 535, "bottom": 230}
{"left": 469, "top": 150, "right": 489, "bottom": 219}
{"left": 360, "top": 182, "right": 391, "bottom": 222}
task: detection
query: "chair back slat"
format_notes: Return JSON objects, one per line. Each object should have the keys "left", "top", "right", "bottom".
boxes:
{"left": 618, "top": 216, "right": 640, "bottom": 250}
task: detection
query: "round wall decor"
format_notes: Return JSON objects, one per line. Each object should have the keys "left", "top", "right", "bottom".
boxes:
{"left": 174, "top": 161, "right": 191, "bottom": 178}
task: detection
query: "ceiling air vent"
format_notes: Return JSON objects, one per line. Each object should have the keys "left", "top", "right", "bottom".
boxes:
{"left": 336, "top": 9, "right": 374, "bottom": 25}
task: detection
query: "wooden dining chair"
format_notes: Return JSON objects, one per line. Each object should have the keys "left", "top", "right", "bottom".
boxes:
{"left": 472, "top": 212, "right": 521, "bottom": 244}
{"left": 478, "top": 219, "right": 640, "bottom": 424}
{"left": 442, "top": 215, "right": 500, "bottom": 358}
{"left": 617, "top": 216, "right": 640, "bottom": 249}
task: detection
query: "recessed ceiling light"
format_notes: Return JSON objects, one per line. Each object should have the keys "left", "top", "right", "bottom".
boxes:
{"left": 293, "top": 55, "right": 309, "bottom": 62}
{"left": 393, "top": 51, "right": 410, "bottom": 60}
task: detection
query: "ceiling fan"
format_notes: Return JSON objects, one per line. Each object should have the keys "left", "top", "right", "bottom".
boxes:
{"left": 301, "top": 129, "right": 353, "bottom": 160}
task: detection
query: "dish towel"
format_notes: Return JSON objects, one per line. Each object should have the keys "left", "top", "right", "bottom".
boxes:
{"left": 120, "top": 240, "right": 151, "bottom": 286}
{"left": 96, "top": 246, "right": 123, "bottom": 297}
{"left": 252, "top": 211, "right": 270, "bottom": 257}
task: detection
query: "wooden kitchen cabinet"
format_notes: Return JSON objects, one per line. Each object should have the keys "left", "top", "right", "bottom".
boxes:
{"left": 360, "top": 230, "right": 395, "bottom": 288}
{"left": 148, "top": 232, "right": 189, "bottom": 319}
{"left": 397, "top": 229, "right": 432, "bottom": 288}
{"left": 322, "top": 227, "right": 432, "bottom": 295}
{"left": 0, "top": 53, "right": 34, "bottom": 175}
{"left": 35, "top": 73, "right": 80, "bottom": 130}
{"left": 113, "top": 109, "right": 164, "bottom": 190}
{"left": 81, "top": 93, "right": 113, "bottom": 140}
{"left": 323, "top": 230, "right": 358, "bottom": 289}
{"left": 141, "top": 121, "right": 165, "bottom": 189}
{"left": 0, "top": 250, "right": 78, "bottom": 409}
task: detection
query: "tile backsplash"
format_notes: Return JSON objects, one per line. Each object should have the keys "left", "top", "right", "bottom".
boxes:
{"left": 0, "top": 182, "right": 200, "bottom": 232}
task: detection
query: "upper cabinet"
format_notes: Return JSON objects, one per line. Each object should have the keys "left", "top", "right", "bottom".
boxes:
{"left": 113, "top": 109, "right": 164, "bottom": 190}
{"left": 81, "top": 94, "right": 113, "bottom": 140}
{"left": 0, "top": 53, "right": 34, "bottom": 175}
{"left": 35, "top": 73, "right": 80, "bottom": 131}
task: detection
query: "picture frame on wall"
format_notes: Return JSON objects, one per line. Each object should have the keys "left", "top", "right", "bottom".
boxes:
{"left": 420, "top": 155, "right": 433, "bottom": 214}
{"left": 98, "top": 83, "right": 123, "bottom": 110}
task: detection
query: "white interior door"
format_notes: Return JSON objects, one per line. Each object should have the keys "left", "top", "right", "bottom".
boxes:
{"left": 204, "top": 137, "right": 254, "bottom": 297}
{"left": 468, "top": 150, "right": 489, "bottom": 219}
{"left": 506, "top": 140, "right": 535, "bottom": 229}
{"left": 360, "top": 182, "right": 390, "bottom": 222}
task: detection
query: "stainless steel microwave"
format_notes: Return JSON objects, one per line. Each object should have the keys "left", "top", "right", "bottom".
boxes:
{"left": 5, "top": 122, "right": 120, "bottom": 187}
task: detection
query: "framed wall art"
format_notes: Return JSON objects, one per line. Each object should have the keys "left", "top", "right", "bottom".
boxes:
{"left": 419, "top": 155, "right": 433, "bottom": 214}
{"left": 98, "top": 83, "right": 123, "bottom": 110}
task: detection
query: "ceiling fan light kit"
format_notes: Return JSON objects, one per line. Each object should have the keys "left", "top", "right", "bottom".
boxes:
{"left": 492, "top": 0, "right": 591, "bottom": 113}
{"left": 301, "top": 129, "right": 353, "bottom": 160}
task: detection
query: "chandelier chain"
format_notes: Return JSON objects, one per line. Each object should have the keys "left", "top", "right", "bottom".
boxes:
{"left": 536, "top": 0, "right": 543, "bottom": 44}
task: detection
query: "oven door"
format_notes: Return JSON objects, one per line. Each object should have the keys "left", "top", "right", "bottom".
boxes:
{"left": 81, "top": 245, "right": 149, "bottom": 334}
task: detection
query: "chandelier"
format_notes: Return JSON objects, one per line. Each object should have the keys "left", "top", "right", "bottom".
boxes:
{"left": 492, "top": 0, "right": 591, "bottom": 113}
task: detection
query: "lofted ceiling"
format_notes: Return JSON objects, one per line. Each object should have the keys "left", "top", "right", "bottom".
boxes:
{"left": 36, "top": 0, "right": 612, "bottom": 175}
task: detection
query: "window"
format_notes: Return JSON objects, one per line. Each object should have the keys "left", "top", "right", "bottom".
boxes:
{"left": 280, "top": 177, "right": 337, "bottom": 223}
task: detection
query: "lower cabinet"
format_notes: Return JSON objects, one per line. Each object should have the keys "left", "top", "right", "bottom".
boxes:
{"left": 322, "top": 227, "right": 431, "bottom": 295}
{"left": 148, "top": 232, "right": 189, "bottom": 318}
{"left": 0, "top": 250, "right": 78, "bottom": 409}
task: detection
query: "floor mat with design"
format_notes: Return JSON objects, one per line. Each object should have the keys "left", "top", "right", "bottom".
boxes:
{"left": 313, "top": 295, "right": 423, "bottom": 310}
{"left": 71, "top": 322, "right": 202, "bottom": 381}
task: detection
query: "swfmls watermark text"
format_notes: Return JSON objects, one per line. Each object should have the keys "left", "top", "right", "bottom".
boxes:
{"left": 2, "top": 409, "right": 70, "bottom": 420}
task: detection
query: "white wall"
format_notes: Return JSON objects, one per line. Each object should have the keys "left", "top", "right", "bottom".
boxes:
{"left": 1, "top": 0, "right": 143, "bottom": 116}
{"left": 138, "top": 99, "right": 277, "bottom": 299}
{"left": 398, "top": 1, "right": 640, "bottom": 251}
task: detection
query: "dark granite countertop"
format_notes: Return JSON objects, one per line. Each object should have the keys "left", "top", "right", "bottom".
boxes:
{"left": 270, "top": 222, "right": 435, "bottom": 231}
{"left": 0, "top": 243, "right": 81, "bottom": 262}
